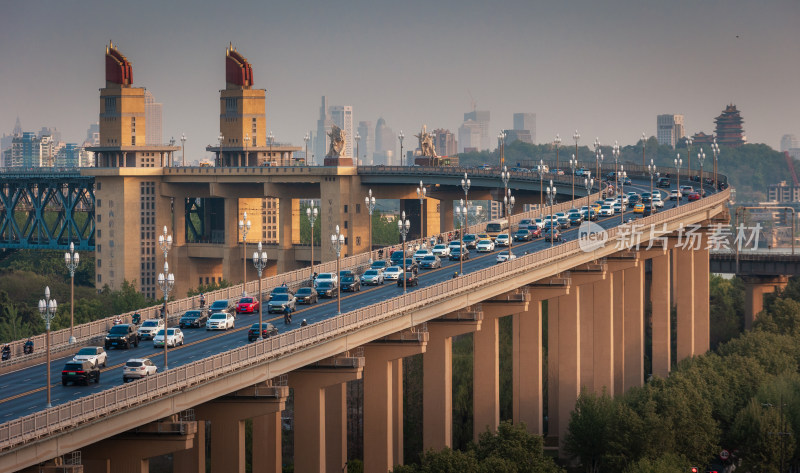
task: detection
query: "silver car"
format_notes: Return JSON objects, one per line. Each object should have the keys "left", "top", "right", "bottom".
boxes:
{"left": 360, "top": 269, "right": 385, "bottom": 286}
{"left": 268, "top": 294, "right": 297, "bottom": 313}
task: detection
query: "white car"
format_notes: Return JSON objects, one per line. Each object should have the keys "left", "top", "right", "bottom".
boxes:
{"left": 153, "top": 328, "right": 184, "bottom": 348}
{"left": 495, "top": 234, "right": 511, "bottom": 247}
{"left": 137, "top": 318, "right": 164, "bottom": 340}
{"left": 496, "top": 250, "right": 517, "bottom": 263}
{"left": 206, "top": 312, "right": 235, "bottom": 330}
{"left": 123, "top": 358, "right": 157, "bottom": 382}
{"left": 412, "top": 249, "right": 432, "bottom": 263}
{"left": 360, "top": 269, "right": 385, "bottom": 285}
{"left": 476, "top": 239, "right": 495, "bottom": 252}
{"left": 448, "top": 240, "right": 464, "bottom": 253}
{"left": 669, "top": 189, "right": 682, "bottom": 200}
{"left": 383, "top": 266, "right": 403, "bottom": 281}
{"left": 431, "top": 244, "right": 451, "bottom": 257}
{"left": 315, "top": 272, "right": 338, "bottom": 285}
{"left": 599, "top": 205, "right": 614, "bottom": 216}
{"left": 613, "top": 202, "right": 622, "bottom": 213}
{"left": 72, "top": 346, "right": 107, "bottom": 368}
{"left": 652, "top": 194, "right": 664, "bottom": 208}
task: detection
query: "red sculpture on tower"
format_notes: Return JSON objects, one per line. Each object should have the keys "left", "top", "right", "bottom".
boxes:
{"left": 226, "top": 44, "right": 253, "bottom": 88}
{"left": 105, "top": 41, "right": 132, "bottom": 86}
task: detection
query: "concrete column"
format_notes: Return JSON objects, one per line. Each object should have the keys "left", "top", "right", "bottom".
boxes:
{"left": 473, "top": 313, "right": 500, "bottom": 442}
{"left": 623, "top": 264, "right": 644, "bottom": 392}
{"left": 276, "top": 196, "right": 299, "bottom": 273}
{"left": 252, "top": 412, "right": 282, "bottom": 473}
{"left": 423, "top": 320, "right": 481, "bottom": 451}
{"left": 512, "top": 301, "right": 543, "bottom": 434}
{"left": 612, "top": 271, "right": 625, "bottom": 396}
{"left": 84, "top": 422, "right": 197, "bottom": 473}
{"left": 651, "top": 253, "right": 672, "bottom": 378}
{"left": 593, "top": 276, "right": 614, "bottom": 395}
{"left": 546, "top": 297, "right": 559, "bottom": 438}
{"left": 694, "top": 243, "right": 710, "bottom": 354}
{"left": 675, "top": 246, "right": 695, "bottom": 361}
{"left": 579, "top": 283, "right": 595, "bottom": 392}
{"left": 364, "top": 343, "right": 426, "bottom": 473}
{"left": 439, "top": 199, "right": 454, "bottom": 233}
{"left": 557, "top": 288, "right": 580, "bottom": 445}
{"left": 173, "top": 420, "right": 205, "bottom": 473}
{"left": 392, "top": 359, "right": 404, "bottom": 467}
{"left": 744, "top": 276, "right": 789, "bottom": 330}
{"left": 325, "top": 383, "right": 347, "bottom": 473}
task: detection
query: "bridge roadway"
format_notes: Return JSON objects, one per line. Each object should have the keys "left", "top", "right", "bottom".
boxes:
{"left": 0, "top": 180, "right": 727, "bottom": 472}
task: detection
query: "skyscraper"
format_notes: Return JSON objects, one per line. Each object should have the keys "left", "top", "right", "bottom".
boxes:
{"left": 330, "top": 105, "right": 353, "bottom": 158}
{"left": 781, "top": 134, "right": 799, "bottom": 152}
{"left": 463, "top": 110, "right": 490, "bottom": 150}
{"left": 357, "top": 121, "right": 374, "bottom": 164}
{"left": 374, "top": 117, "right": 395, "bottom": 165}
{"left": 507, "top": 112, "right": 536, "bottom": 144}
{"left": 656, "top": 114, "right": 685, "bottom": 147}
{"left": 433, "top": 129, "right": 457, "bottom": 156}
{"left": 458, "top": 119, "right": 482, "bottom": 153}
{"left": 315, "top": 96, "right": 332, "bottom": 162}
{"left": 144, "top": 90, "right": 162, "bottom": 146}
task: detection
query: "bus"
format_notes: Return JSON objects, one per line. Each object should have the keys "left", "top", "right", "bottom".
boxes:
{"left": 485, "top": 219, "right": 509, "bottom": 240}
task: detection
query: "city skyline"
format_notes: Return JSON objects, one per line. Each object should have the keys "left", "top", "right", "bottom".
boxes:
{"left": 1, "top": 0, "right": 798, "bottom": 162}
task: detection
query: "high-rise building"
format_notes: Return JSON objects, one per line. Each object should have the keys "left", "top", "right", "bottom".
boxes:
{"left": 56, "top": 143, "right": 91, "bottom": 167}
{"left": 315, "top": 96, "right": 332, "bottom": 163}
{"left": 714, "top": 104, "right": 746, "bottom": 147}
{"left": 330, "top": 105, "right": 353, "bottom": 158}
{"left": 510, "top": 113, "right": 536, "bottom": 144}
{"left": 85, "top": 123, "right": 100, "bottom": 146}
{"left": 458, "top": 119, "right": 482, "bottom": 153}
{"left": 781, "top": 134, "right": 799, "bottom": 152}
{"left": 357, "top": 121, "right": 374, "bottom": 164}
{"left": 144, "top": 90, "right": 162, "bottom": 146}
{"left": 463, "top": 110, "right": 490, "bottom": 150}
{"left": 374, "top": 118, "right": 395, "bottom": 165}
{"left": 433, "top": 129, "right": 457, "bottom": 156}
{"left": 656, "top": 114, "right": 685, "bottom": 147}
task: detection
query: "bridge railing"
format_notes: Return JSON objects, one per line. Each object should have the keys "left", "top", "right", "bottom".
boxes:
{"left": 0, "top": 189, "right": 730, "bottom": 451}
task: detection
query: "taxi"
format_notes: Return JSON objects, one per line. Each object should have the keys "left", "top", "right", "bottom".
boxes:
{"left": 633, "top": 203, "right": 645, "bottom": 214}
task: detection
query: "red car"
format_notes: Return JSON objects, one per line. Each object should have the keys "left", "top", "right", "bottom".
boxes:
{"left": 237, "top": 297, "right": 259, "bottom": 314}
{"left": 529, "top": 226, "right": 542, "bottom": 238}
{"left": 687, "top": 192, "right": 701, "bottom": 201}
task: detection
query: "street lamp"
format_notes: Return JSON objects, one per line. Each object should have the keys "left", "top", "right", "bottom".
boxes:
{"left": 64, "top": 242, "right": 79, "bottom": 344}
{"left": 38, "top": 287, "right": 57, "bottom": 408}
{"left": 456, "top": 201, "right": 467, "bottom": 275}
{"left": 686, "top": 136, "right": 693, "bottom": 181}
{"left": 593, "top": 137, "right": 601, "bottom": 183}
{"left": 546, "top": 181, "right": 556, "bottom": 247}
{"left": 218, "top": 133, "right": 224, "bottom": 167}
{"left": 504, "top": 190, "right": 515, "bottom": 249}
{"left": 331, "top": 225, "right": 345, "bottom": 314}
{"left": 169, "top": 137, "right": 175, "bottom": 167}
{"left": 501, "top": 166, "right": 510, "bottom": 217}
{"left": 584, "top": 174, "right": 594, "bottom": 212}
{"left": 674, "top": 155, "right": 683, "bottom": 207}
{"left": 416, "top": 181, "right": 426, "bottom": 242}
{"left": 573, "top": 129, "right": 580, "bottom": 179}
{"left": 307, "top": 203, "right": 318, "bottom": 278}
{"left": 498, "top": 130, "right": 507, "bottom": 169}
{"left": 554, "top": 134, "right": 562, "bottom": 172}
{"left": 157, "top": 226, "right": 174, "bottom": 370}
{"left": 697, "top": 148, "right": 706, "bottom": 196}
{"left": 398, "top": 130, "right": 405, "bottom": 167}
{"left": 365, "top": 190, "right": 376, "bottom": 263}
{"left": 569, "top": 154, "right": 578, "bottom": 201}
{"left": 238, "top": 212, "right": 251, "bottom": 296}
{"left": 355, "top": 132, "right": 361, "bottom": 165}
{"left": 397, "top": 212, "right": 411, "bottom": 293}
{"left": 268, "top": 130, "right": 275, "bottom": 165}
{"left": 619, "top": 166, "right": 628, "bottom": 224}
{"left": 180, "top": 133, "right": 186, "bottom": 167}
{"left": 304, "top": 132, "right": 311, "bottom": 165}
{"left": 641, "top": 132, "right": 647, "bottom": 167}
{"left": 711, "top": 138, "right": 720, "bottom": 193}
{"left": 536, "top": 160, "right": 545, "bottom": 218}
{"left": 647, "top": 158, "right": 656, "bottom": 202}
{"left": 461, "top": 173, "right": 471, "bottom": 234}
{"left": 252, "top": 242, "right": 268, "bottom": 340}
{"left": 596, "top": 150, "right": 604, "bottom": 194}
{"left": 612, "top": 141, "right": 620, "bottom": 197}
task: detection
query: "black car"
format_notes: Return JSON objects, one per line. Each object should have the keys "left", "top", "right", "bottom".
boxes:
{"left": 370, "top": 260, "right": 389, "bottom": 270}
{"left": 104, "top": 324, "right": 139, "bottom": 350}
{"left": 207, "top": 299, "right": 234, "bottom": 315}
{"left": 513, "top": 229, "right": 532, "bottom": 242}
{"left": 658, "top": 177, "right": 671, "bottom": 188}
{"left": 316, "top": 281, "right": 338, "bottom": 298}
{"left": 403, "top": 258, "right": 419, "bottom": 274}
{"left": 462, "top": 234, "right": 478, "bottom": 249}
{"left": 643, "top": 204, "right": 656, "bottom": 217}
{"left": 269, "top": 286, "right": 294, "bottom": 301}
{"left": 295, "top": 287, "right": 318, "bottom": 304}
{"left": 61, "top": 360, "right": 100, "bottom": 385}
{"left": 397, "top": 272, "right": 419, "bottom": 287}
{"left": 248, "top": 323, "right": 279, "bottom": 342}
{"left": 390, "top": 250, "right": 406, "bottom": 266}
{"left": 568, "top": 213, "right": 583, "bottom": 226}
{"left": 341, "top": 275, "right": 361, "bottom": 292}
{"left": 543, "top": 228, "right": 561, "bottom": 242}
{"left": 179, "top": 309, "right": 208, "bottom": 328}
{"left": 449, "top": 247, "right": 470, "bottom": 260}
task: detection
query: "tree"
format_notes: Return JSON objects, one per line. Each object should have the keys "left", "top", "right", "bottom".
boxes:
{"left": 621, "top": 453, "right": 691, "bottom": 473}
{"left": 564, "top": 388, "right": 617, "bottom": 473}
{"left": 473, "top": 421, "right": 562, "bottom": 473}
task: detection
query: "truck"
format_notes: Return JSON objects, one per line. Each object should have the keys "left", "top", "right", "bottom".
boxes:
{"left": 485, "top": 219, "right": 509, "bottom": 240}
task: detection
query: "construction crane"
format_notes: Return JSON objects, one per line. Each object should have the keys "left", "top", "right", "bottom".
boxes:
{"left": 784, "top": 151, "right": 799, "bottom": 186}
{"left": 467, "top": 90, "right": 476, "bottom": 112}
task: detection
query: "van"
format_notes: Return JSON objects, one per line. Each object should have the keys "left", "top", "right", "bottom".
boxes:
{"left": 485, "top": 219, "right": 509, "bottom": 240}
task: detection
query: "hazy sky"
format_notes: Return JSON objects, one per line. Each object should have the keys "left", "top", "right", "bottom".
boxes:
{"left": 2, "top": 0, "right": 798, "bottom": 160}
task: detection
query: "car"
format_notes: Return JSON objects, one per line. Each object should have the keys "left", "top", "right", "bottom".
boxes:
{"left": 687, "top": 192, "right": 701, "bottom": 201}
{"left": 575, "top": 168, "right": 589, "bottom": 176}
{"left": 390, "top": 250, "right": 406, "bottom": 266}
{"left": 104, "top": 324, "right": 139, "bottom": 349}
{"left": 642, "top": 204, "right": 656, "bottom": 216}
{"left": 543, "top": 228, "right": 561, "bottom": 242}
{"left": 237, "top": 296, "right": 260, "bottom": 314}
{"left": 339, "top": 269, "right": 355, "bottom": 278}
{"left": 652, "top": 194, "right": 664, "bottom": 208}
{"left": 495, "top": 233, "right": 511, "bottom": 247}
{"left": 412, "top": 249, "right": 432, "bottom": 263}
{"left": 360, "top": 269, "right": 385, "bottom": 286}
{"left": 207, "top": 299, "right": 234, "bottom": 315}
{"left": 616, "top": 194, "right": 629, "bottom": 205}
{"left": 621, "top": 176, "right": 632, "bottom": 185}
{"left": 315, "top": 272, "right": 338, "bottom": 285}
{"left": 513, "top": 229, "right": 532, "bottom": 242}
{"left": 206, "top": 312, "right": 235, "bottom": 330}
{"left": 613, "top": 202, "right": 622, "bottom": 213}
{"left": 599, "top": 205, "right": 614, "bottom": 216}
{"left": 295, "top": 287, "right": 318, "bottom": 304}
{"left": 568, "top": 212, "right": 583, "bottom": 225}
{"left": 397, "top": 271, "right": 419, "bottom": 287}
{"left": 640, "top": 192, "right": 651, "bottom": 203}
{"left": 476, "top": 239, "right": 495, "bottom": 252}
{"left": 62, "top": 360, "right": 100, "bottom": 386}
{"left": 137, "top": 318, "right": 164, "bottom": 340}
{"left": 268, "top": 293, "right": 298, "bottom": 312}
{"left": 557, "top": 217, "right": 571, "bottom": 229}
{"left": 179, "top": 309, "right": 208, "bottom": 328}
{"left": 402, "top": 258, "right": 419, "bottom": 274}
{"left": 627, "top": 194, "right": 640, "bottom": 205}
{"left": 449, "top": 246, "right": 470, "bottom": 260}
{"left": 495, "top": 250, "right": 517, "bottom": 263}
{"left": 590, "top": 203, "right": 602, "bottom": 213}
{"left": 420, "top": 255, "right": 442, "bottom": 269}
{"left": 657, "top": 177, "right": 671, "bottom": 188}
{"left": 153, "top": 328, "right": 184, "bottom": 348}
{"left": 462, "top": 234, "right": 478, "bottom": 249}
{"left": 248, "top": 322, "right": 279, "bottom": 342}
{"left": 122, "top": 358, "right": 157, "bottom": 382}
{"left": 72, "top": 346, "right": 107, "bottom": 368}
{"left": 680, "top": 185, "right": 694, "bottom": 196}
{"left": 431, "top": 244, "right": 451, "bottom": 257}
{"left": 670, "top": 189, "right": 681, "bottom": 200}
{"left": 476, "top": 233, "right": 491, "bottom": 241}
{"left": 269, "top": 286, "right": 294, "bottom": 301}
{"left": 340, "top": 275, "right": 361, "bottom": 292}
{"left": 370, "top": 260, "right": 389, "bottom": 270}
{"left": 633, "top": 203, "right": 645, "bottom": 214}
{"left": 517, "top": 219, "right": 534, "bottom": 230}
{"left": 448, "top": 240, "right": 464, "bottom": 252}
{"left": 316, "top": 281, "right": 338, "bottom": 298}
{"left": 383, "top": 266, "right": 403, "bottom": 281}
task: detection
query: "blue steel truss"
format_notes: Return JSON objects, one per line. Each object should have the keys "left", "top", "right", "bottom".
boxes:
{"left": 0, "top": 171, "right": 95, "bottom": 250}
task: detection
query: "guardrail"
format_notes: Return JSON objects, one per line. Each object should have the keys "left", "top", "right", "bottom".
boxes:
{"left": 0, "top": 189, "right": 730, "bottom": 452}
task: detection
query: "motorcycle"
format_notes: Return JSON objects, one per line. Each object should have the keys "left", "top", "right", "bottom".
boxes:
{"left": 1, "top": 345, "right": 10, "bottom": 361}
{"left": 283, "top": 308, "right": 293, "bottom": 325}
{"left": 23, "top": 340, "right": 34, "bottom": 355}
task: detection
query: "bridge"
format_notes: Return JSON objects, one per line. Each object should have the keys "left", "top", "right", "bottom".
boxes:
{"left": 0, "top": 171, "right": 729, "bottom": 472}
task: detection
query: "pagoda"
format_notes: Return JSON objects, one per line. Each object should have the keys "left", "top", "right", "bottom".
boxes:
{"left": 714, "top": 104, "right": 746, "bottom": 147}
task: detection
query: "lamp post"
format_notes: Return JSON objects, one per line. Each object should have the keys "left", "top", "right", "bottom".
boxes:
{"left": 169, "top": 137, "right": 175, "bottom": 167}
{"left": 584, "top": 174, "right": 594, "bottom": 212}
{"left": 461, "top": 173, "right": 471, "bottom": 234}
{"left": 252, "top": 242, "right": 268, "bottom": 340}
{"left": 593, "top": 137, "right": 601, "bottom": 186}
{"left": 218, "top": 133, "right": 224, "bottom": 167}
{"left": 238, "top": 212, "right": 251, "bottom": 296}
{"left": 674, "top": 155, "right": 683, "bottom": 207}
{"left": 416, "top": 181, "right": 426, "bottom": 242}
{"left": 180, "top": 133, "right": 186, "bottom": 167}
{"left": 595, "top": 150, "right": 603, "bottom": 195}
{"left": 647, "top": 159, "right": 656, "bottom": 202}
{"left": 456, "top": 201, "right": 467, "bottom": 275}
{"left": 38, "top": 287, "right": 56, "bottom": 408}
{"left": 573, "top": 129, "right": 580, "bottom": 181}
{"left": 365, "top": 190, "right": 376, "bottom": 263}
{"left": 355, "top": 132, "right": 361, "bottom": 166}
{"left": 64, "top": 242, "right": 79, "bottom": 344}
{"left": 331, "top": 225, "right": 345, "bottom": 314}
{"left": 612, "top": 141, "right": 620, "bottom": 197}
{"left": 686, "top": 136, "right": 693, "bottom": 181}
{"left": 268, "top": 130, "right": 274, "bottom": 165}
{"left": 504, "top": 190, "right": 515, "bottom": 249}
{"left": 546, "top": 181, "right": 556, "bottom": 247}
{"left": 307, "top": 203, "right": 318, "bottom": 278}
{"left": 398, "top": 130, "right": 405, "bottom": 167}
{"left": 157, "top": 226, "right": 173, "bottom": 370}
{"left": 501, "top": 166, "right": 510, "bottom": 217}
{"left": 697, "top": 148, "right": 706, "bottom": 196}
{"left": 641, "top": 132, "right": 647, "bottom": 167}
{"left": 554, "top": 134, "right": 562, "bottom": 172}
{"left": 536, "top": 160, "right": 545, "bottom": 218}
{"left": 711, "top": 138, "right": 720, "bottom": 192}
{"left": 304, "top": 132, "right": 310, "bottom": 165}
{"left": 397, "top": 212, "right": 411, "bottom": 293}
{"left": 498, "top": 130, "right": 506, "bottom": 169}
{"left": 569, "top": 154, "right": 578, "bottom": 201}
{"left": 619, "top": 166, "right": 627, "bottom": 224}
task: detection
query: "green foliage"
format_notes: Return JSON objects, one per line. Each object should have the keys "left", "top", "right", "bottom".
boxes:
{"left": 709, "top": 275, "right": 744, "bottom": 349}
{"left": 373, "top": 212, "right": 401, "bottom": 246}
{"left": 186, "top": 279, "right": 234, "bottom": 297}
{"left": 621, "top": 453, "right": 691, "bottom": 473}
